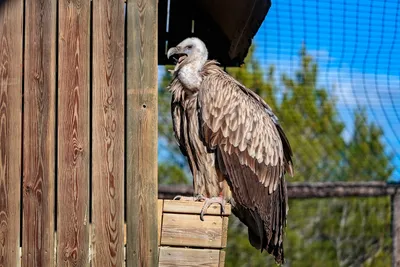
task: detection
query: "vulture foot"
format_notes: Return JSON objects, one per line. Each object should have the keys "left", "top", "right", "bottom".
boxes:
{"left": 200, "top": 196, "right": 226, "bottom": 221}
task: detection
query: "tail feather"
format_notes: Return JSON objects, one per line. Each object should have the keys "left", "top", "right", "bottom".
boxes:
{"left": 231, "top": 176, "right": 287, "bottom": 264}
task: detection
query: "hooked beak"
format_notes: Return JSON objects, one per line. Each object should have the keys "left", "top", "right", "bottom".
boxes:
{"left": 167, "top": 46, "right": 188, "bottom": 65}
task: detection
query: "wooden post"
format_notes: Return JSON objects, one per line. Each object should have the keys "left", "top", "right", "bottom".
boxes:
{"left": 22, "top": 0, "right": 56, "bottom": 266}
{"left": 126, "top": 0, "right": 158, "bottom": 266}
{"left": 92, "top": 0, "right": 125, "bottom": 266}
{"left": 0, "top": 0, "right": 23, "bottom": 266}
{"left": 57, "top": 0, "right": 90, "bottom": 266}
{"left": 392, "top": 191, "right": 400, "bottom": 267}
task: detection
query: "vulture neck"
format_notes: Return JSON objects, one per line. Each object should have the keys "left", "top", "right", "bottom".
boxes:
{"left": 177, "top": 58, "right": 205, "bottom": 92}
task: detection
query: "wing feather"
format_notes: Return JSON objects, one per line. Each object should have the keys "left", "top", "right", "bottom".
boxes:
{"left": 170, "top": 84, "right": 188, "bottom": 157}
{"left": 197, "top": 62, "right": 293, "bottom": 264}
{"left": 198, "top": 66, "right": 293, "bottom": 190}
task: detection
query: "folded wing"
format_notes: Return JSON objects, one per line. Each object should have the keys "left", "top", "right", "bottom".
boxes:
{"left": 198, "top": 64, "right": 293, "bottom": 263}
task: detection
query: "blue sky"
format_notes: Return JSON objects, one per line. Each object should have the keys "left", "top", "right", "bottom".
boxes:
{"left": 251, "top": 0, "right": 400, "bottom": 180}
{"left": 159, "top": 0, "right": 400, "bottom": 180}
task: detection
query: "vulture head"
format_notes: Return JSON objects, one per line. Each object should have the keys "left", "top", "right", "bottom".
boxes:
{"left": 167, "top": 37, "right": 208, "bottom": 70}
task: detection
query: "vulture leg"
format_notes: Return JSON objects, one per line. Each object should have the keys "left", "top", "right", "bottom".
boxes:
{"left": 200, "top": 196, "right": 226, "bottom": 221}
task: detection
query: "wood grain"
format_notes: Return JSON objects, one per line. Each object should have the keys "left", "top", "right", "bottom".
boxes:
{"left": 158, "top": 247, "right": 221, "bottom": 267}
{"left": 163, "top": 200, "right": 231, "bottom": 216}
{"left": 91, "top": 0, "right": 125, "bottom": 266}
{"left": 219, "top": 251, "right": 226, "bottom": 267}
{"left": 126, "top": 0, "right": 158, "bottom": 266}
{"left": 161, "top": 214, "right": 224, "bottom": 248}
{"left": 221, "top": 217, "right": 229, "bottom": 248}
{"left": 0, "top": 0, "right": 23, "bottom": 266}
{"left": 57, "top": 0, "right": 90, "bottom": 266}
{"left": 22, "top": 0, "right": 56, "bottom": 266}
{"left": 158, "top": 200, "right": 163, "bottom": 245}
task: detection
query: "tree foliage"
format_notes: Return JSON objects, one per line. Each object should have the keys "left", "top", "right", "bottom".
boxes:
{"left": 158, "top": 45, "right": 393, "bottom": 266}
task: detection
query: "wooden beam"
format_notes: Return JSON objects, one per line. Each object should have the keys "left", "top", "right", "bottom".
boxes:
{"left": 0, "top": 0, "right": 23, "bottom": 266}
{"left": 22, "top": 0, "right": 56, "bottom": 266}
{"left": 126, "top": 0, "right": 158, "bottom": 266}
{"left": 57, "top": 0, "right": 90, "bottom": 266}
{"left": 158, "top": 182, "right": 400, "bottom": 199}
{"left": 287, "top": 182, "right": 399, "bottom": 198}
{"left": 92, "top": 0, "right": 125, "bottom": 266}
{"left": 392, "top": 192, "right": 400, "bottom": 267}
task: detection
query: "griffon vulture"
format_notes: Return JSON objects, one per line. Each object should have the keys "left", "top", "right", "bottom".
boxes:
{"left": 167, "top": 37, "right": 294, "bottom": 264}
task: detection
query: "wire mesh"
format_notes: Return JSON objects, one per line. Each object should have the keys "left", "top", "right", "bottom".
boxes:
{"left": 157, "top": 0, "right": 399, "bottom": 265}
{"left": 248, "top": 0, "right": 400, "bottom": 181}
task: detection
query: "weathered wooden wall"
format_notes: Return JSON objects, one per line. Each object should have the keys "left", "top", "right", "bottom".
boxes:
{"left": 0, "top": 0, "right": 158, "bottom": 266}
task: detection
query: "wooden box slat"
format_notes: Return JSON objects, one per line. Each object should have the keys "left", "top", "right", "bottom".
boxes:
{"left": 158, "top": 247, "right": 224, "bottom": 267}
{"left": 161, "top": 212, "right": 225, "bottom": 248}
{"left": 163, "top": 200, "right": 231, "bottom": 216}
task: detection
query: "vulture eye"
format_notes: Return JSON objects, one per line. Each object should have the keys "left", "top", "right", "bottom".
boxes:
{"left": 186, "top": 45, "right": 193, "bottom": 49}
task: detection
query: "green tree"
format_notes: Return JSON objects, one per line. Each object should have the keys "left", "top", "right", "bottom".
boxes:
{"left": 157, "top": 45, "right": 393, "bottom": 266}
{"left": 158, "top": 70, "right": 190, "bottom": 185}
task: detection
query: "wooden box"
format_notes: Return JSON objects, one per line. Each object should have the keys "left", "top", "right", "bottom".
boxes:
{"left": 157, "top": 199, "right": 231, "bottom": 267}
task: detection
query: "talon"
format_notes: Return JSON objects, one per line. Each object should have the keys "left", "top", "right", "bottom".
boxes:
{"left": 194, "top": 194, "right": 206, "bottom": 201}
{"left": 173, "top": 195, "right": 182, "bottom": 200}
{"left": 200, "top": 197, "right": 226, "bottom": 221}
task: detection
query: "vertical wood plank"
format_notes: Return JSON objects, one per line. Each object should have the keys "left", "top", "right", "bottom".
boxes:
{"left": 57, "top": 0, "right": 90, "bottom": 266}
{"left": 92, "top": 0, "right": 125, "bottom": 266}
{"left": 219, "top": 251, "right": 226, "bottom": 267}
{"left": 0, "top": 0, "right": 23, "bottom": 266}
{"left": 126, "top": 0, "right": 158, "bottom": 266}
{"left": 22, "top": 0, "right": 56, "bottom": 266}
{"left": 221, "top": 217, "right": 229, "bottom": 248}
{"left": 158, "top": 200, "right": 163, "bottom": 246}
{"left": 392, "top": 193, "right": 400, "bottom": 267}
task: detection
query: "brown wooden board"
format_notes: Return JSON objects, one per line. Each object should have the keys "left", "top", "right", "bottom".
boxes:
{"left": 161, "top": 213, "right": 224, "bottom": 248}
{"left": 0, "top": 0, "right": 23, "bottom": 266}
{"left": 219, "top": 251, "right": 226, "bottom": 267}
{"left": 22, "top": 0, "right": 56, "bottom": 266}
{"left": 163, "top": 200, "right": 231, "bottom": 216}
{"left": 91, "top": 0, "right": 125, "bottom": 266}
{"left": 158, "top": 200, "right": 164, "bottom": 245}
{"left": 158, "top": 247, "right": 221, "bottom": 267}
{"left": 57, "top": 0, "right": 90, "bottom": 266}
{"left": 126, "top": 0, "right": 159, "bottom": 266}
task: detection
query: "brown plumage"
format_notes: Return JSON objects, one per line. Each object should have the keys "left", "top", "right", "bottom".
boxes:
{"left": 167, "top": 37, "right": 294, "bottom": 264}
